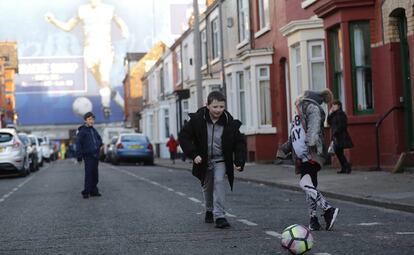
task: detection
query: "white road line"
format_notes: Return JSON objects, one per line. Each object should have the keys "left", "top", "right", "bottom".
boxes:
{"left": 357, "top": 222, "right": 382, "bottom": 226}
{"left": 225, "top": 212, "right": 237, "bottom": 218}
{"left": 167, "top": 188, "right": 174, "bottom": 192}
{"left": 396, "top": 232, "right": 414, "bottom": 235}
{"left": 0, "top": 176, "right": 33, "bottom": 204}
{"left": 176, "top": 192, "right": 186, "bottom": 196}
{"left": 237, "top": 219, "right": 258, "bottom": 226}
{"left": 188, "top": 197, "right": 202, "bottom": 203}
{"left": 265, "top": 231, "right": 282, "bottom": 239}
{"left": 314, "top": 253, "right": 332, "bottom": 255}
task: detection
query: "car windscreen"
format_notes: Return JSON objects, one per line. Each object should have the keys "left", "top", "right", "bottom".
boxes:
{"left": 19, "top": 135, "right": 29, "bottom": 145}
{"left": 0, "top": 133, "right": 13, "bottom": 143}
{"left": 29, "top": 137, "right": 37, "bottom": 144}
{"left": 121, "top": 135, "right": 147, "bottom": 143}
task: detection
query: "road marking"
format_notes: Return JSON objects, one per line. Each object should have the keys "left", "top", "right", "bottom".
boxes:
{"left": 150, "top": 181, "right": 161, "bottom": 186}
{"left": 188, "top": 197, "right": 202, "bottom": 203}
{"left": 314, "top": 253, "right": 332, "bottom": 255}
{"left": 358, "top": 222, "right": 382, "bottom": 226}
{"left": 265, "top": 231, "right": 282, "bottom": 238}
{"left": 237, "top": 219, "right": 258, "bottom": 226}
{"left": 225, "top": 212, "right": 237, "bottom": 218}
{"left": 0, "top": 176, "right": 33, "bottom": 204}
{"left": 176, "top": 191, "right": 186, "bottom": 196}
{"left": 396, "top": 232, "right": 414, "bottom": 235}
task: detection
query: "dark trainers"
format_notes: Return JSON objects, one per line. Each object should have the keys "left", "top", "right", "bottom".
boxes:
{"left": 205, "top": 211, "right": 214, "bottom": 223}
{"left": 323, "top": 207, "right": 339, "bottom": 230}
{"left": 215, "top": 218, "right": 230, "bottom": 228}
{"left": 90, "top": 192, "right": 102, "bottom": 197}
{"left": 82, "top": 193, "right": 89, "bottom": 199}
{"left": 309, "top": 216, "right": 321, "bottom": 231}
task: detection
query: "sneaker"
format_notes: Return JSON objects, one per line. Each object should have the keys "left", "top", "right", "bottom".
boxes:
{"left": 215, "top": 218, "right": 230, "bottom": 228}
{"left": 309, "top": 216, "right": 321, "bottom": 231}
{"left": 82, "top": 193, "right": 89, "bottom": 199}
{"left": 323, "top": 207, "right": 339, "bottom": 230}
{"left": 205, "top": 211, "right": 213, "bottom": 223}
{"left": 90, "top": 192, "right": 102, "bottom": 197}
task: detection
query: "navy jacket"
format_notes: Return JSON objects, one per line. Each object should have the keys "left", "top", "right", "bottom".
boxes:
{"left": 76, "top": 125, "right": 103, "bottom": 159}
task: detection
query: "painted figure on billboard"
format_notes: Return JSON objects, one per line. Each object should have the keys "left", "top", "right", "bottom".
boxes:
{"left": 45, "top": 0, "right": 129, "bottom": 118}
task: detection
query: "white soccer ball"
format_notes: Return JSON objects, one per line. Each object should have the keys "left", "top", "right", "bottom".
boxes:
{"left": 72, "top": 96, "right": 93, "bottom": 116}
{"left": 281, "top": 224, "right": 314, "bottom": 254}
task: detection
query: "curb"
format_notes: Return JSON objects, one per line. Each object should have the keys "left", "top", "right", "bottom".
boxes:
{"left": 155, "top": 163, "right": 414, "bottom": 214}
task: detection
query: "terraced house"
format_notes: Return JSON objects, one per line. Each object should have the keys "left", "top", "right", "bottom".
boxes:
{"left": 138, "top": 0, "right": 414, "bottom": 170}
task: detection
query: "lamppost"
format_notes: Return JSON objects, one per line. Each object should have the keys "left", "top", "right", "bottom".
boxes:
{"left": 193, "top": 0, "right": 203, "bottom": 108}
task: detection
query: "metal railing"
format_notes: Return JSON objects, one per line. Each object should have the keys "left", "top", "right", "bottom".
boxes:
{"left": 374, "top": 106, "right": 404, "bottom": 170}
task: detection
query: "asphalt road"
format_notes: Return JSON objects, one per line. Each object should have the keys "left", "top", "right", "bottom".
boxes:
{"left": 0, "top": 160, "right": 413, "bottom": 254}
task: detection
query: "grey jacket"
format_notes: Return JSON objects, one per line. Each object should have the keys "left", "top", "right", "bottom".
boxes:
{"left": 295, "top": 91, "right": 328, "bottom": 166}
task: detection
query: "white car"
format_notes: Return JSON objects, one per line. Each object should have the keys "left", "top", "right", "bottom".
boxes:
{"left": 0, "top": 128, "right": 30, "bottom": 176}
{"left": 28, "top": 134, "right": 43, "bottom": 167}
{"left": 39, "top": 136, "right": 52, "bottom": 162}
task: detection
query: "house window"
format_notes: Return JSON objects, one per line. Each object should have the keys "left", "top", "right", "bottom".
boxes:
{"left": 164, "top": 109, "right": 170, "bottom": 138}
{"left": 292, "top": 44, "right": 302, "bottom": 97}
{"left": 201, "top": 29, "right": 207, "bottom": 66}
{"left": 257, "top": 66, "right": 271, "bottom": 126}
{"left": 308, "top": 41, "right": 326, "bottom": 91}
{"left": 176, "top": 48, "right": 182, "bottom": 84}
{"left": 258, "top": 0, "right": 270, "bottom": 30}
{"left": 183, "top": 44, "right": 188, "bottom": 80}
{"left": 236, "top": 71, "right": 246, "bottom": 124}
{"left": 211, "top": 18, "right": 221, "bottom": 59}
{"left": 182, "top": 100, "right": 189, "bottom": 126}
{"left": 210, "top": 84, "right": 221, "bottom": 93}
{"left": 163, "top": 62, "right": 170, "bottom": 92}
{"left": 350, "top": 21, "right": 373, "bottom": 114}
{"left": 237, "top": 0, "right": 250, "bottom": 42}
{"left": 329, "top": 27, "right": 345, "bottom": 105}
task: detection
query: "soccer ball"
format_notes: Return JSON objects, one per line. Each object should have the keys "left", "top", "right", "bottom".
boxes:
{"left": 72, "top": 96, "right": 93, "bottom": 116}
{"left": 281, "top": 224, "right": 314, "bottom": 254}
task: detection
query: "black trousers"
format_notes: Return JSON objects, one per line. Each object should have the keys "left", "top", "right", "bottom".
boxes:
{"left": 334, "top": 146, "right": 350, "bottom": 170}
{"left": 83, "top": 157, "right": 99, "bottom": 194}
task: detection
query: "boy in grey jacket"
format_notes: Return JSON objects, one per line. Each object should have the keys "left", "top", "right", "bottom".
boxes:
{"left": 179, "top": 91, "right": 246, "bottom": 228}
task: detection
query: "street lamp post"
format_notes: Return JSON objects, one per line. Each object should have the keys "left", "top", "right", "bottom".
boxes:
{"left": 193, "top": 0, "right": 203, "bottom": 108}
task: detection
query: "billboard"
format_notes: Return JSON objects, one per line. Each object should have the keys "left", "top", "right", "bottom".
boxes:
{"left": 0, "top": 0, "right": 193, "bottom": 125}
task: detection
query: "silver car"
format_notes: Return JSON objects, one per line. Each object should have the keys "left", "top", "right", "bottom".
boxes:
{"left": 0, "top": 128, "right": 30, "bottom": 176}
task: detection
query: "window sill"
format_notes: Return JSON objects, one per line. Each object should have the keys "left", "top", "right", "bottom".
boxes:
{"left": 210, "top": 58, "right": 220, "bottom": 65}
{"left": 236, "top": 39, "right": 249, "bottom": 50}
{"left": 244, "top": 126, "right": 277, "bottom": 135}
{"left": 254, "top": 25, "right": 271, "bottom": 39}
{"left": 301, "top": 0, "right": 317, "bottom": 9}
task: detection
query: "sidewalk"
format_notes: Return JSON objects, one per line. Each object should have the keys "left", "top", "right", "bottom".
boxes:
{"left": 155, "top": 158, "right": 414, "bottom": 214}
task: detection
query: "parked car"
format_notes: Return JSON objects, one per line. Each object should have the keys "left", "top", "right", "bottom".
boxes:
{"left": 0, "top": 128, "right": 30, "bottom": 176}
{"left": 39, "top": 136, "right": 52, "bottom": 162}
{"left": 111, "top": 133, "right": 154, "bottom": 165}
{"left": 18, "top": 133, "right": 39, "bottom": 172}
{"left": 28, "top": 134, "right": 43, "bottom": 167}
{"left": 105, "top": 136, "right": 118, "bottom": 163}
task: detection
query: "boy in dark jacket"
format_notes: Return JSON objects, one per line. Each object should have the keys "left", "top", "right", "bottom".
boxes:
{"left": 179, "top": 91, "right": 246, "bottom": 228}
{"left": 76, "top": 112, "right": 103, "bottom": 199}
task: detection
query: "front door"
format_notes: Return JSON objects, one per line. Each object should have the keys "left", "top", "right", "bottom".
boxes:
{"left": 398, "top": 14, "right": 414, "bottom": 150}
